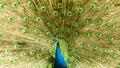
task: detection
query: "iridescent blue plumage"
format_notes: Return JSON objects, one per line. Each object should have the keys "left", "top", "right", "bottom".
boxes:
{"left": 54, "top": 37, "right": 67, "bottom": 68}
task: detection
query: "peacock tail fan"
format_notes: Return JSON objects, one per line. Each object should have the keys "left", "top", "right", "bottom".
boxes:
{"left": 0, "top": 0, "right": 120, "bottom": 68}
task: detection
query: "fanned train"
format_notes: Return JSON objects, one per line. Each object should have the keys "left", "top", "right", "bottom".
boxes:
{"left": 0, "top": 0, "right": 120, "bottom": 68}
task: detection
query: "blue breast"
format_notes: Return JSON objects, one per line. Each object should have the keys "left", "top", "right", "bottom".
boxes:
{"left": 54, "top": 37, "right": 67, "bottom": 68}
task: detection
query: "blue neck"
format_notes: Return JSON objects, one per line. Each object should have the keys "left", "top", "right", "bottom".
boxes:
{"left": 54, "top": 42, "right": 67, "bottom": 68}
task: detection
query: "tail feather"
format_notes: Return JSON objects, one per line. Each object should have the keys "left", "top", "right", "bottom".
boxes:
{"left": 0, "top": 0, "right": 120, "bottom": 68}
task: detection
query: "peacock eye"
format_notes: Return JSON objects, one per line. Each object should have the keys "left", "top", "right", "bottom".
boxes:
{"left": 67, "top": 11, "right": 72, "bottom": 17}
{"left": 13, "top": 58, "right": 18, "bottom": 62}
{"left": 49, "top": 40, "right": 54, "bottom": 45}
{"left": 14, "top": 44, "right": 20, "bottom": 49}
{"left": 34, "top": 28, "right": 40, "bottom": 33}
{"left": 83, "top": 20, "right": 89, "bottom": 25}
{"left": 96, "top": 19, "right": 102, "bottom": 25}
{"left": 82, "top": 42, "right": 87, "bottom": 47}
{"left": 28, "top": 1, "right": 33, "bottom": 7}
{"left": 0, "top": 4, "right": 5, "bottom": 9}
{"left": 95, "top": 55, "right": 100, "bottom": 60}
{"left": 73, "top": 32, "right": 78, "bottom": 37}
{"left": 23, "top": 17, "right": 29, "bottom": 22}
{"left": 118, "top": 62, "right": 120, "bottom": 67}
{"left": 68, "top": 41, "right": 75, "bottom": 46}
{"left": 36, "top": 17, "right": 42, "bottom": 23}
{"left": 112, "top": 53, "right": 117, "bottom": 58}
{"left": 5, "top": 50, "right": 11, "bottom": 54}
{"left": 27, "top": 58, "right": 32, "bottom": 62}
{"left": 96, "top": 32, "right": 102, "bottom": 38}
{"left": 75, "top": 48, "right": 79, "bottom": 52}
{"left": 93, "top": 45, "right": 97, "bottom": 49}
{"left": 85, "top": 32, "right": 91, "bottom": 37}
{"left": 22, "top": 27, "right": 29, "bottom": 33}
{"left": 21, "top": 52, "right": 26, "bottom": 57}
{"left": 65, "top": 27, "right": 70, "bottom": 32}
{"left": 60, "top": 34, "right": 64, "bottom": 38}
{"left": 108, "top": 36, "right": 114, "bottom": 41}
{"left": 52, "top": 11, "right": 58, "bottom": 16}
{"left": 46, "top": 32, "right": 52, "bottom": 36}
{"left": 72, "top": 22, "right": 78, "bottom": 27}
{"left": 87, "top": 51, "right": 92, "bottom": 57}
{"left": 90, "top": 4, "right": 96, "bottom": 9}
{"left": 55, "top": 28, "right": 60, "bottom": 33}
{"left": 105, "top": 5, "right": 110, "bottom": 11}
{"left": 36, "top": 37, "right": 41, "bottom": 43}
{"left": 58, "top": 3, "right": 62, "bottom": 8}
{"left": 8, "top": 17, "right": 14, "bottom": 21}
{"left": 37, "top": 54, "right": 41, "bottom": 58}
{"left": 60, "top": 17, "right": 64, "bottom": 22}
{"left": 102, "top": 48, "right": 107, "bottom": 52}
{"left": 31, "top": 50, "right": 35, "bottom": 53}
{"left": 47, "top": 22, "right": 53, "bottom": 27}
{"left": 103, "top": 61, "right": 107, "bottom": 65}
{"left": 109, "top": 24, "right": 116, "bottom": 29}
{"left": 29, "top": 50, "right": 35, "bottom": 56}
{"left": 41, "top": 47, "right": 46, "bottom": 51}
{"left": 12, "top": 2, "right": 19, "bottom": 7}
{"left": 40, "top": 6, "right": 46, "bottom": 12}
{"left": 13, "top": 4, "right": 17, "bottom": 6}
{"left": 77, "top": 7, "right": 83, "bottom": 13}
{"left": 0, "top": 33, "right": 3, "bottom": 38}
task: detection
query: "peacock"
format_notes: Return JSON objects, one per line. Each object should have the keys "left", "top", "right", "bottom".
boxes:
{"left": 0, "top": 0, "right": 120, "bottom": 68}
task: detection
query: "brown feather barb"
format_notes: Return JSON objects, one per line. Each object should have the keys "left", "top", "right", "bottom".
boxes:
{"left": 0, "top": 0, "right": 120, "bottom": 68}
